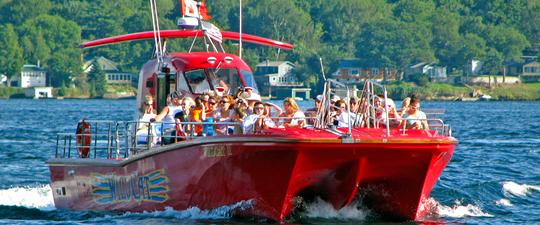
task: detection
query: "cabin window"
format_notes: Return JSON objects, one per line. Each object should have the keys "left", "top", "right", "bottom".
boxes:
{"left": 208, "top": 68, "right": 243, "bottom": 93}
{"left": 185, "top": 69, "right": 211, "bottom": 94}
{"left": 240, "top": 70, "right": 259, "bottom": 92}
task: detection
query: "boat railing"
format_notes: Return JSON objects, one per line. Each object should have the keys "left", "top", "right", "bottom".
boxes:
{"left": 54, "top": 120, "right": 242, "bottom": 160}
{"left": 315, "top": 79, "right": 453, "bottom": 139}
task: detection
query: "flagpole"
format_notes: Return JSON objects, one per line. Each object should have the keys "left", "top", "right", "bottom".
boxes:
{"left": 239, "top": 0, "right": 243, "bottom": 59}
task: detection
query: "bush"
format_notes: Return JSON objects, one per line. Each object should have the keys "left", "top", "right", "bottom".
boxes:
{"left": 407, "top": 73, "right": 430, "bottom": 86}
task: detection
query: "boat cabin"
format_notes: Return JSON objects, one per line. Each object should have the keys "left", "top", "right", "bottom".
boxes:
{"left": 138, "top": 52, "right": 258, "bottom": 113}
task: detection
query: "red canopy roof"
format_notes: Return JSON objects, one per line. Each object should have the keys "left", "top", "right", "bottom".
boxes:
{"left": 81, "top": 30, "right": 294, "bottom": 50}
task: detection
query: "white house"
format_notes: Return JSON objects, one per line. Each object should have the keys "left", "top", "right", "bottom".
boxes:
{"left": 406, "top": 62, "right": 447, "bottom": 81}
{"left": 12, "top": 64, "right": 47, "bottom": 88}
{"left": 83, "top": 57, "right": 134, "bottom": 84}
{"left": 255, "top": 61, "right": 302, "bottom": 86}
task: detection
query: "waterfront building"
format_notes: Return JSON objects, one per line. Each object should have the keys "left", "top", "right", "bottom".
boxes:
{"left": 83, "top": 57, "right": 134, "bottom": 85}
{"left": 255, "top": 61, "right": 310, "bottom": 99}
{"left": 12, "top": 64, "right": 47, "bottom": 88}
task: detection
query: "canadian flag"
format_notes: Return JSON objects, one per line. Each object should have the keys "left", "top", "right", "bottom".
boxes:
{"left": 181, "top": 0, "right": 212, "bottom": 20}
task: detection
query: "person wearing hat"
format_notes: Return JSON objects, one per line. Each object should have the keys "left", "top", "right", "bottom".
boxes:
{"left": 245, "top": 92, "right": 262, "bottom": 113}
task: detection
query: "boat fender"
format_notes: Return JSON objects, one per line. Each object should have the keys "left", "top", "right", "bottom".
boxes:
{"left": 76, "top": 119, "right": 91, "bottom": 158}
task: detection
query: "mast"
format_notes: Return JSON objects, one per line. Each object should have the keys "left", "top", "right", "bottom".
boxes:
{"left": 239, "top": 0, "right": 243, "bottom": 59}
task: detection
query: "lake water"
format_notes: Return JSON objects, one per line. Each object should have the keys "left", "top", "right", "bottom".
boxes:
{"left": 0, "top": 99, "right": 539, "bottom": 224}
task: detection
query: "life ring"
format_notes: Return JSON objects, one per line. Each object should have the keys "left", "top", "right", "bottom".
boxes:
{"left": 76, "top": 120, "right": 91, "bottom": 158}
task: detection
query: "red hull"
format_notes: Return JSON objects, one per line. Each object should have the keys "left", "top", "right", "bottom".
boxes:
{"left": 48, "top": 128, "right": 455, "bottom": 222}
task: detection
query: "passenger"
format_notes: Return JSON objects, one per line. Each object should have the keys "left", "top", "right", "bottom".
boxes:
{"left": 245, "top": 92, "right": 262, "bottom": 113}
{"left": 189, "top": 96, "right": 206, "bottom": 136}
{"left": 202, "top": 96, "right": 219, "bottom": 136}
{"left": 235, "top": 97, "right": 249, "bottom": 113}
{"left": 400, "top": 97, "right": 411, "bottom": 116}
{"left": 400, "top": 97, "right": 429, "bottom": 130}
{"left": 230, "top": 107, "right": 247, "bottom": 134}
{"left": 333, "top": 100, "right": 355, "bottom": 128}
{"left": 243, "top": 101, "right": 276, "bottom": 133}
{"left": 280, "top": 97, "right": 306, "bottom": 128}
{"left": 305, "top": 95, "right": 322, "bottom": 117}
{"left": 213, "top": 95, "right": 234, "bottom": 135}
{"left": 154, "top": 91, "right": 184, "bottom": 131}
{"left": 141, "top": 95, "right": 156, "bottom": 115}
{"left": 378, "top": 98, "right": 401, "bottom": 128}
{"left": 349, "top": 96, "right": 359, "bottom": 113}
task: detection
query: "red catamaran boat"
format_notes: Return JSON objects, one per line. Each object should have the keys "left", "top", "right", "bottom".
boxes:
{"left": 48, "top": 1, "right": 456, "bottom": 222}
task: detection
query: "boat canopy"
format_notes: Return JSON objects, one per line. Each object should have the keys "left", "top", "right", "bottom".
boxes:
{"left": 80, "top": 30, "right": 294, "bottom": 50}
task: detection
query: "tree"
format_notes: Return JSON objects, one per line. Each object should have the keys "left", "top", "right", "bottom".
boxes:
{"left": 0, "top": 24, "right": 23, "bottom": 87}
{"left": 357, "top": 19, "right": 435, "bottom": 80}
{"left": 19, "top": 15, "right": 82, "bottom": 87}
{"left": 87, "top": 60, "right": 107, "bottom": 97}
{"left": 0, "top": 0, "right": 52, "bottom": 25}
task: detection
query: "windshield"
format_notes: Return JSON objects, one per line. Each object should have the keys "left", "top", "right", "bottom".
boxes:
{"left": 184, "top": 69, "right": 211, "bottom": 94}
{"left": 207, "top": 68, "right": 243, "bottom": 95}
{"left": 240, "top": 69, "right": 259, "bottom": 93}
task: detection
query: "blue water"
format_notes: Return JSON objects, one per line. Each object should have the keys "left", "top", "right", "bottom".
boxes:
{"left": 0, "top": 99, "right": 539, "bottom": 224}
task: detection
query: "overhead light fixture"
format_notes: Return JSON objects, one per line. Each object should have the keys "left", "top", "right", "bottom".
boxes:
{"left": 224, "top": 56, "right": 233, "bottom": 64}
{"left": 207, "top": 57, "right": 217, "bottom": 64}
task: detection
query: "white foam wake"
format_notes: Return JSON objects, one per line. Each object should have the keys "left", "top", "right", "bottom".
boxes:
{"left": 116, "top": 199, "right": 255, "bottom": 220}
{"left": 495, "top": 198, "right": 513, "bottom": 206}
{"left": 0, "top": 184, "right": 55, "bottom": 210}
{"left": 423, "top": 198, "right": 492, "bottom": 218}
{"left": 502, "top": 181, "right": 540, "bottom": 197}
{"left": 304, "top": 198, "right": 368, "bottom": 220}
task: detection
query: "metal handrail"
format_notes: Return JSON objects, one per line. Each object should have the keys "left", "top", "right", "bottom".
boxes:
{"left": 54, "top": 120, "right": 243, "bottom": 160}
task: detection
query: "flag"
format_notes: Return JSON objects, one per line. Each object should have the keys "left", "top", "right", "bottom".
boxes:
{"left": 180, "top": 0, "right": 212, "bottom": 20}
{"left": 202, "top": 21, "right": 222, "bottom": 43}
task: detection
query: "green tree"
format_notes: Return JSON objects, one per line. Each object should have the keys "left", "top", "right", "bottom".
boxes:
{"left": 0, "top": 24, "right": 23, "bottom": 87}
{"left": 19, "top": 15, "right": 82, "bottom": 87}
{"left": 87, "top": 61, "right": 107, "bottom": 97}
{"left": 357, "top": 19, "right": 435, "bottom": 80}
{"left": 0, "top": 0, "right": 52, "bottom": 25}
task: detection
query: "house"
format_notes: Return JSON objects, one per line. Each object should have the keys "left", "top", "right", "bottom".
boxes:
{"left": 255, "top": 61, "right": 302, "bottom": 87}
{"left": 83, "top": 57, "right": 134, "bottom": 84}
{"left": 0, "top": 74, "right": 6, "bottom": 86}
{"left": 522, "top": 61, "right": 540, "bottom": 82}
{"left": 406, "top": 62, "right": 447, "bottom": 81}
{"left": 254, "top": 61, "right": 310, "bottom": 99}
{"left": 332, "top": 59, "right": 398, "bottom": 83}
{"left": 11, "top": 64, "right": 47, "bottom": 88}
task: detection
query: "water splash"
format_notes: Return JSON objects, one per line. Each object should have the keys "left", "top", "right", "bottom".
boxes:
{"left": 495, "top": 198, "right": 513, "bottom": 207}
{"left": 502, "top": 181, "right": 540, "bottom": 197}
{"left": 0, "top": 185, "right": 55, "bottom": 210}
{"left": 423, "top": 198, "right": 492, "bottom": 218}
{"left": 304, "top": 198, "right": 368, "bottom": 220}
{"left": 106, "top": 199, "right": 255, "bottom": 220}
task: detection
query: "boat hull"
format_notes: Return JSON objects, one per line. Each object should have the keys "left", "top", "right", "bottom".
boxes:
{"left": 48, "top": 135, "right": 454, "bottom": 222}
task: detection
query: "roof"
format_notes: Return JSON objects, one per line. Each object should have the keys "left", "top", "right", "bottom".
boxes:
{"left": 256, "top": 61, "right": 293, "bottom": 67}
{"left": 338, "top": 59, "right": 362, "bottom": 68}
{"left": 83, "top": 56, "right": 119, "bottom": 72}
{"left": 524, "top": 61, "right": 540, "bottom": 66}
{"left": 22, "top": 64, "right": 46, "bottom": 72}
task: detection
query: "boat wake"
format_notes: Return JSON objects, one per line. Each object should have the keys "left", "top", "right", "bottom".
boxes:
{"left": 112, "top": 200, "right": 255, "bottom": 220}
{"left": 0, "top": 184, "right": 55, "bottom": 210}
{"left": 502, "top": 181, "right": 540, "bottom": 197}
{"left": 303, "top": 198, "right": 369, "bottom": 221}
{"left": 422, "top": 197, "right": 493, "bottom": 218}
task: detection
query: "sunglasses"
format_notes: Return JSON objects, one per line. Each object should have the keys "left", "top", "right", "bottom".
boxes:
{"left": 209, "top": 101, "right": 217, "bottom": 105}
{"left": 220, "top": 100, "right": 229, "bottom": 104}
{"left": 255, "top": 107, "right": 265, "bottom": 110}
